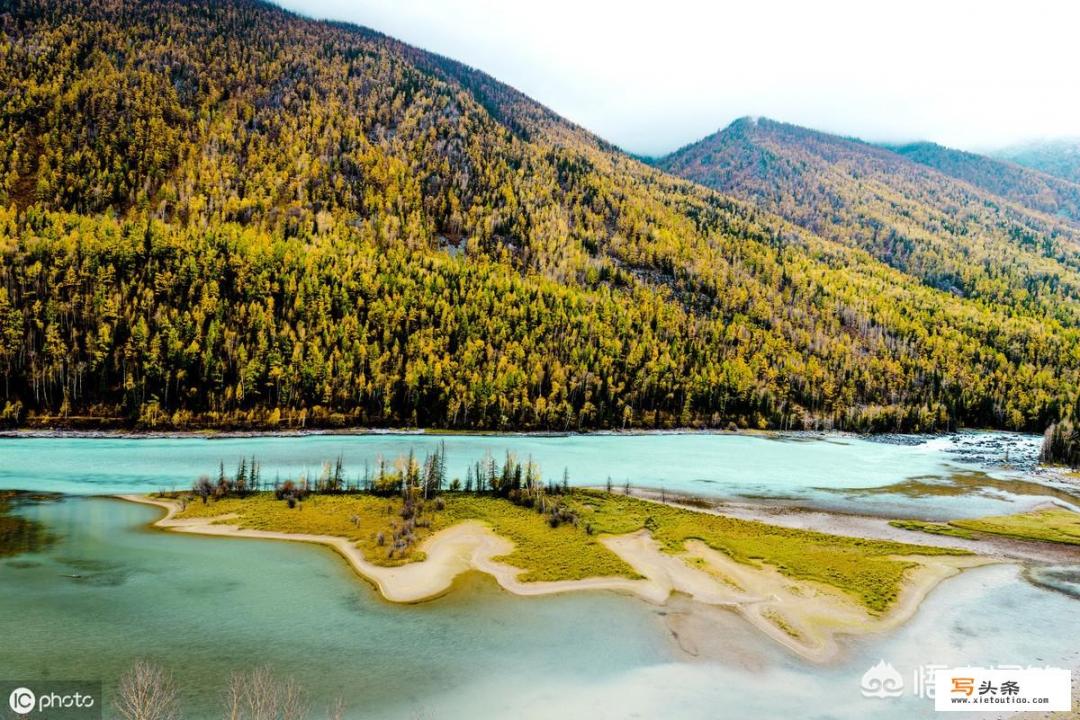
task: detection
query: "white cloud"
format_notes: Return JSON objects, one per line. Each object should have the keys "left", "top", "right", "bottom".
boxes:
{"left": 273, "top": 0, "right": 1080, "bottom": 156}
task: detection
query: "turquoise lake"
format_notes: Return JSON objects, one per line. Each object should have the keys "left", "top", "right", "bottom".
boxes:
{"left": 0, "top": 494, "right": 1076, "bottom": 719}
{"left": 0, "top": 430, "right": 1064, "bottom": 518}
{"left": 0, "top": 432, "right": 1077, "bottom": 719}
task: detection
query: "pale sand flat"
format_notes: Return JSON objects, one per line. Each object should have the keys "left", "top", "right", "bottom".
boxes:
{"left": 121, "top": 494, "right": 653, "bottom": 603}
{"left": 119, "top": 494, "right": 997, "bottom": 662}
{"left": 680, "top": 541, "right": 994, "bottom": 662}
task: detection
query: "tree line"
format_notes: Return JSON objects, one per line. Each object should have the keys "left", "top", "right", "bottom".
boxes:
{"left": 1, "top": 0, "right": 1078, "bottom": 434}
{"left": 188, "top": 444, "right": 584, "bottom": 541}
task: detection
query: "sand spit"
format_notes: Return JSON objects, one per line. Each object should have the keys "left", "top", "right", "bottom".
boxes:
{"left": 121, "top": 494, "right": 993, "bottom": 662}
{"left": 631, "top": 490, "right": 1080, "bottom": 565}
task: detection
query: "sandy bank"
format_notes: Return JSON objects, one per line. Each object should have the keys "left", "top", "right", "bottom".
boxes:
{"left": 604, "top": 531, "right": 991, "bottom": 662}
{"left": 121, "top": 494, "right": 993, "bottom": 662}
{"left": 121, "top": 494, "right": 651, "bottom": 603}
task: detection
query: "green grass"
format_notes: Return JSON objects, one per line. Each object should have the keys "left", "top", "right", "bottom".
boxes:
{"left": 441, "top": 496, "right": 640, "bottom": 581}
{"left": 889, "top": 508, "right": 1080, "bottom": 546}
{"left": 172, "top": 493, "right": 638, "bottom": 578}
{"left": 565, "top": 491, "right": 967, "bottom": 614}
{"left": 172, "top": 489, "right": 969, "bottom": 614}
{"left": 888, "top": 519, "right": 979, "bottom": 540}
{"left": 174, "top": 493, "right": 452, "bottom": 566}
{"left": 950, "top": 508, "right": 1080, "bottom": 545}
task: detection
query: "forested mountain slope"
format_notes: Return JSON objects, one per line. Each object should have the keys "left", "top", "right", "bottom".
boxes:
{"left": 658, "top": 118, "right": 1080, "bottom": 326}
{"left": 889, "top": 141, "right": 1080, "bottom": 224}
{"left": 993, "top": 139, "right": 1080, "bottom": 185}
{"left": 0, "top": 1, "right": 1076, "bottom": 432}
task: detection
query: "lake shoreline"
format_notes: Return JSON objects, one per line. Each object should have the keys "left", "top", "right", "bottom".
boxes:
{"left": 0, "top": 426, "right": 1033, "bottom": 441}
{"left": 0, "top": 431, "right": 1048, "bottom": 518}
{"left": 120, "top": 493, "right": 995, "bottom": 664}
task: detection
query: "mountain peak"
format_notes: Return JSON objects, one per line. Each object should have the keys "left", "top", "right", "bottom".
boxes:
{"left": 659, "top": 116, "right": 1080, "bottom": 324}
{"left": 1, "top": 0, "right": 1078, "bottom": 433}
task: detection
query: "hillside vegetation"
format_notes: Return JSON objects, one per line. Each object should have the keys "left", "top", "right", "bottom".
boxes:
{"left": 890, "top": 141, "right": 1080, "bottom": 224}
{"left": 0, "top": 1, "right": 1077, "bottom": 432}
{"left": 658, "top": 118, "right": 1080, "bottom": 325}
{"left": 994, "top": 139, "right": 1080, "bottom": 185}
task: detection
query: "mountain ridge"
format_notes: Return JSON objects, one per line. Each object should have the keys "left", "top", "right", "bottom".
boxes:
{"left": 0, "top": 0, "right": 1075, "bottom": 432}
{"left": 886, "top": 140, "right": 1080, "bottom": 223}
{"left": 992, "top": 138, "right": 1080, "bottom": 186}
{"left": 658, "top": 117, "right": 1080, "bottom": 324}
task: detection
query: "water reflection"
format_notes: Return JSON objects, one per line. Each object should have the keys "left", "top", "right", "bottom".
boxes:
{"left": 0, "top": 491, "right": 58, "bottom": 558}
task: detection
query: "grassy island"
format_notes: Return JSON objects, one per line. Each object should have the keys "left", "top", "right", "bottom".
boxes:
{"left": 174, "top": 489, "right": 968, "bottom": 611}
{"left": 951, "top": 508, "right": 1080, "bottom": 545}
{"left": 175, "top": 492, "right": 641, "bottom": 582}
{"left": 561, "top": 492, "right": 966, "bottom": 613}
{"left": 161, "top": 448, "right": 969, "bottom": 615}
{"left": 892, "top": 507, "right": 1080, "bottom": 546}
{"left": 124, "top": 447, "right": 993, "bottom": 663}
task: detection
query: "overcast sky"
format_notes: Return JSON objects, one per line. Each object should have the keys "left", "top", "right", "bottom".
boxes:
{"left": 273, "top": 0, "right": 1080, "bottom": 157}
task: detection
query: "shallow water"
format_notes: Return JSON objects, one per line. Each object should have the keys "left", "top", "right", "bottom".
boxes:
{"left": 0, "top": 497, "right": 673, "bottom": 718}
{"left": 0, "top": 431, "right": 1065, "bottom": 517}
{"left": 0, "top": 496, "right": 1076, "bottom": 720}
{"left": 496, "top": 563, "right": 1080, "bottom": 720}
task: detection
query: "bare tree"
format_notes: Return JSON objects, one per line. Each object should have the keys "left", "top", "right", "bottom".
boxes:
{"left": 223, "top": 667, "right": 309, "bottom": 720}
{"left": 223, "top": 673, "right": 245, "bottom": 720}
{"left": 325, "top": 698, "right": 346, "bottom": 720}
{"left": 247, "top": 668, "right": 280, "bottom": 720}
{"left": 114, "top": 660, "right": 181, "bottom": 720}
{"left": 279, "top": 678, "right": 307, "bottom": 720}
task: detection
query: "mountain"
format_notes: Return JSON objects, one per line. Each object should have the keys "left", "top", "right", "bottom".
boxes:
{"left": 657, "top": 118, "right": 1080, "bottom": 324}
{"left": 0, "top": 1, "right": 1076, "bottom": 432}
{"left": 888, "top": 141, "right": 1080, "bottom": 224}
{"left": 992, "top": 139, "right": 1080, "bottom": 185}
